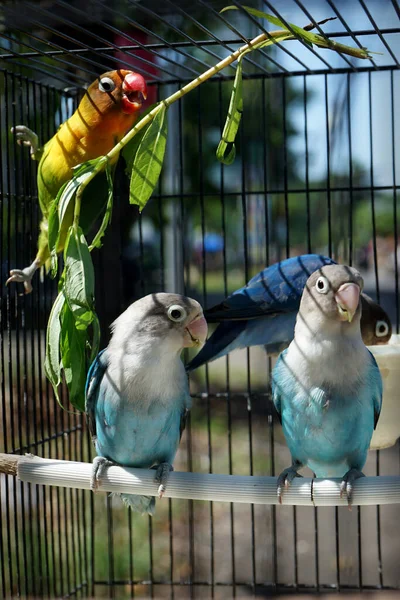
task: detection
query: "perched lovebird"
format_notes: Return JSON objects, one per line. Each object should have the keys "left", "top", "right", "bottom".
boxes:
{"left": 272, "top": 265, "right": 382, "bottom": 505}
{"left": 85, "top": 293, "right": 207, "bottom": 515}
{"left": 186, "top": 254, "right": 392, "bottom": 372}
{"left": 7, "top": 69, "right": 147, "bottom": 293}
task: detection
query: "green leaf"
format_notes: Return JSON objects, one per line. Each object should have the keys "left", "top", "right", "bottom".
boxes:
{"left": 48, "top": 181, "right": 68, "bottom": 276}
{"left": 54, "top": 157, "right": 106, "bottom": 248}
{"left": 89, "top": 161, "right": 114, "bottom": 251}
{"left": 122, "top": 104, "right": 157, "bottom": 177}
{"left": 216, "top": 58, "right": 243, "bottom": 165}
{"left": 60, "top": 302, "right": 87, "bottom": 412}
{"left": 221, "top": 5, "right": 374, "bottom": 59}
{"left": 64, "top": 226, "right": 95, "bottom": 329}
{"left": 44, "top": 291, "right": 65, "bottom": 401}
{"left": 129, "top": 104, "right": 168, "bottom": 211}
{"left": 312, "top": 35, "right": 375, "bottom": 59}
{"left": 221, "top": 5, "right": 315, "bottom": 46}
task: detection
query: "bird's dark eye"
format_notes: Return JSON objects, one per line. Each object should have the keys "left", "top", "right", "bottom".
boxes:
{"left": 99, "top": 77, "right": 115, "bottom": 93}
{"left": 167, "top": 305, "right": 187, "bottom": 323}
{"left": 315, "top": 276, "right": 329, "bottom": 294}
{"left": 375, "top": 320, "right": 389, "bottom": 337}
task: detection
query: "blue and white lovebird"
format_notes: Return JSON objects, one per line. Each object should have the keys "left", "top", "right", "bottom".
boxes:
{"left": 272, "top": 265, "right": 383, "bottom": 505}
{"left": 186, "top": 254, "right": 391, "bottom": 372}
{"left": 85, "top": 293, "right": 208, "bottom": 515}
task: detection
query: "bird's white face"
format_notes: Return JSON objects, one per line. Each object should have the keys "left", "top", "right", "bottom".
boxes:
{"left": 164, "top": 302, "right": 208, "bottom": 348}
{"left": 298, "top": 265, "right": 364, "bottom": 335}
{"left": 113, "top": 293, "right": 208, "bottom": 354}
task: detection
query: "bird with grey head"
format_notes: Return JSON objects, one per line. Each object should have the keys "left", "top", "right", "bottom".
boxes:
{"left": 272, "top": 264, "right": 382, "bottom": 506}
{"left": 85, "top": 292, "right": 208, "bottom": 515}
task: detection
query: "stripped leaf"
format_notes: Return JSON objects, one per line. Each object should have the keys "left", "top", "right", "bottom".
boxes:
{"left": 216, "top": 58, "right": 243, "bottom": 165}
{"left": 222, "top": 6, "right": 315, "bottom": 46}
{"left": 221, "top": 5, "right": 374, "bottom": 59}
{"left": 129, "top": 104, "right": 168, "bottom": 211}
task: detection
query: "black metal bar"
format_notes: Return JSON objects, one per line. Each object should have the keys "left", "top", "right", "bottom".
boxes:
{"left": 282, "top": 78, "right": 290, "bottom": 257}
{"left": 390, "top": 70, "right": 399, "bottom": 334}
{"left": 96, "top": 0, "right": 228, "bottom": 76}
{"left": 2, "top": 1, "right": 166, "bottom": 82}
{"left": 303, "top": 76, "right": 312, "bottom": 253}
{"left": 1, "top": 28, "right": 400, "bottom": 61}
{"left": 195, "top": 0, "right": 272, "bottom": 77}
{"left": 148, "top": 515, "right": 154, "bottom": 599}
{"left": 127, "top": 510, "right": 135, "bottom": 598}
{"left": 54, "top": 0, "right": 203, "bottom": 78}
{"left": 295, "top": 0, "right": 356, "bottom": 70}
{"left": 106, "top": 495, "right": 115, "bottom": 600}
{"left": 368, "top": 72, "right": 380, "bottom": 303}
{"left": 92, "top": 579, "right": 400, "bottom": 590}
{"left": 358, "top": 0, "right": 400, "bottom": 66}
{"left": 217, "top": 78, "right": 237, "bottom": 599}
{"left": 347, "top": 73, "right": 354, "bottom": 266}
{"left": 261, "top": 0, "right": 334, "bottom": 70}
{"left": 325, "top": 0, "right": 377, "bottom": 70}
{"left": 324, "top": 74, "right": 332, "bottom": 257}
{"left": 225, "top": 0, "right": 311, "bottom": 73}
{"left": 12, "top": 68, "right": 32, "bottom": 599}
{"left": 0, "top": 68, "right": 13, "bottom": 600}
{"left": 0, "top": 28, "right": 93, "bottom": 84}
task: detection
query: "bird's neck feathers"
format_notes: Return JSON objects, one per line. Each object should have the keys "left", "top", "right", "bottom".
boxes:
{"left": 54, "top": 94, "right": 137, "bottom": 158}
{"left": 287, "top": 311, "right": 368, "bottom": 388}
{"left": 107, "top": 332, "right": 187, "bottom": 404}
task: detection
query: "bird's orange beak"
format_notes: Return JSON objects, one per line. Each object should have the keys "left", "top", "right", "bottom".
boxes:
{"left": 335, "top": 283, "right": 360, "bottom": 322}
{"left": 121, "top": 72, "right": 147, "bottom": 114}
{"left": 184, "top": 314, "right": 208, "bottom": 348}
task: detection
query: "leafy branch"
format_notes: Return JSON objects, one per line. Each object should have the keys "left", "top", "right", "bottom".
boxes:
{"left": 45, "top": 7, "right": 376, "bottom": 410}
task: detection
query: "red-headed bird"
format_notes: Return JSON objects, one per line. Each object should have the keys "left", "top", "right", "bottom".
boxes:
{"left": 8, "top": 69, "right": 147, "bottom": 292}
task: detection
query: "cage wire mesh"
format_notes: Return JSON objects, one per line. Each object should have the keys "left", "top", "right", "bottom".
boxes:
{"left": 0, "top": 0, "right": 400, "bottom": 597}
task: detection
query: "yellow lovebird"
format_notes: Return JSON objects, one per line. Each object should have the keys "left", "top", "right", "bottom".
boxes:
{"left": 8, "top": 69, "right": 147, "bottom": 293}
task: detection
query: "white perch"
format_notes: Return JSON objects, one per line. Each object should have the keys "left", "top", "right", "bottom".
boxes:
{"left": 1, "top": 453, "right": 400, "bottom": 506}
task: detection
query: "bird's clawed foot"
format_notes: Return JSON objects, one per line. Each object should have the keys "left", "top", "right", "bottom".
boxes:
{"left": 153, "top": 462, "right": 173, "bottom": 499}
{"left": 340, "top": 468, "right": 365, "bottom": 509}
{"left": 11, "top": 126, "right": 39, "bottom": 158}
{"left": 90, "top": 457, "right": 115, "bottom": 493}
{"left": 6, "top": 259, "right": 41, "bottom": 294}
{"left": 277, "top": 463, "right": 303, "bottom": 504}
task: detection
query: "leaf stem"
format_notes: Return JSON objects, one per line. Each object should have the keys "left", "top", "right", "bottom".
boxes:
{"left": 74, "top": 23, "right": 371, "bottom": 201}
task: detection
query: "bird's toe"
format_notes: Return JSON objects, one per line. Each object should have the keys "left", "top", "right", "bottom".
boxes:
{"left": 340, "top": 468, "right": 365, "bottom": 508}
{"left": 276, "top": 465, "right": 302, "bottom": 504}
{"left": 11, "top": 126, "right": 39, "bottom": 154}
{"left": 90, "top": 457, "right": 114, "bottom": 493}
{"left": 153, "top": 462, "right": 173, "bottom": 499}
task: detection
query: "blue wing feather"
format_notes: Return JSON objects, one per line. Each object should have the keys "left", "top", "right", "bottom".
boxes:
{"left": 205, "top": 255, "right": 336, "bottom": 321}
{"left": 85, "top": 349, "right": 108, "bottom": 440}
{"left": 187, "top": 255, "right": 335, "bottom": 371}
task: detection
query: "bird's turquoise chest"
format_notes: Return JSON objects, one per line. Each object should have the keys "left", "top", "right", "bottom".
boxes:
{"left": 280, "top": 380, "right": 375, "bottom": 476}
{"left": 95, "top": 396, "right": 184, "bottom": 468}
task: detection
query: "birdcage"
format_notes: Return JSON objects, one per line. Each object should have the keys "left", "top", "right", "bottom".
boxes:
{"left": 1, "top": 0, "right": 400, "bottom": 598}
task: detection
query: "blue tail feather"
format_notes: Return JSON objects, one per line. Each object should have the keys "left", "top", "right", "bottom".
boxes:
{"left": 120, "top": 493, "right": 156, "bottom": 515}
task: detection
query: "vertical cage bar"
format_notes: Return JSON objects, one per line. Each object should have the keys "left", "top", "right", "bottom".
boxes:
{"left": 324, "top": 74, "right": 332, "bottom": 258}
{"left": 303, "top": 75, "right": 312, "bottom": 254}
{"left": 218, "top": 79, "right": 237, "bottom": 598}
{"left": 390, "top": 71, "right": 399, "bottom": 333}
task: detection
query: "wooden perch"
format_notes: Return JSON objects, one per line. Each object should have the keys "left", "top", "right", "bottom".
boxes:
{"left": 1, "top": 453, "right": 400, "bottom": 507}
